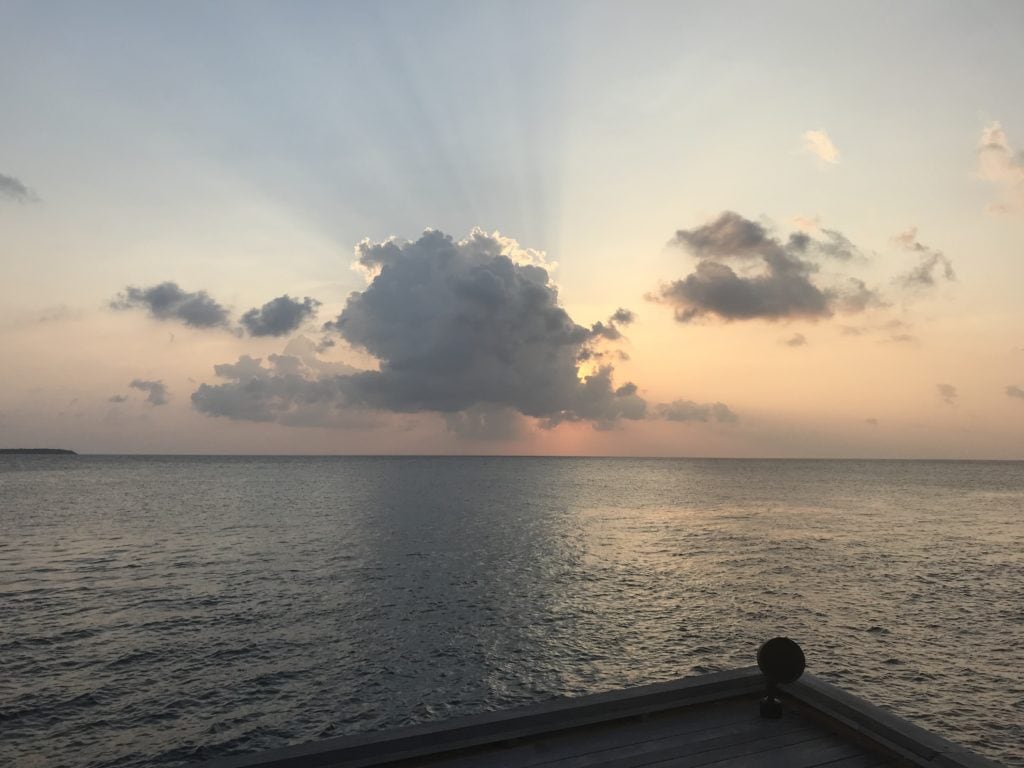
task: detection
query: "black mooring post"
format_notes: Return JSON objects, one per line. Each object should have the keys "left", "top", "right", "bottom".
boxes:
{"left": 757, "top": 637, "right": 806, "bottom": 719}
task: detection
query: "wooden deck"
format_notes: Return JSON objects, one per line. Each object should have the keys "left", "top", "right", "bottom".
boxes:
{"left": 200, "top": 668, "right": 1002, "bottom": 768}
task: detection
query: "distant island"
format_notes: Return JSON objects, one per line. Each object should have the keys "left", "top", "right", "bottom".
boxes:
{"left": 0, "top": 448, "right": 78, "bottom": 455}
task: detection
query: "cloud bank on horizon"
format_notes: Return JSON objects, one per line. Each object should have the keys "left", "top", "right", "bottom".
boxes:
{"left": 189, "top": 229, "right": 733, "bottom": 436}
{"left": 87, "top": 167, "right": 1005, "bottom": 446}
{"left": 102, "top": 206, "right": 978, "bottom": 440}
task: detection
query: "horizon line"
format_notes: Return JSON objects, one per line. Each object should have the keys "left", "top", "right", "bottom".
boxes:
{"left": 7, "top": 451, "right": 1023, "bottom": 463}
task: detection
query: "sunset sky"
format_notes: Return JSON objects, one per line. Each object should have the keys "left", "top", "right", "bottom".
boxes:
{"left": 2, "top": 1, "right": 1023, "bottom": 457}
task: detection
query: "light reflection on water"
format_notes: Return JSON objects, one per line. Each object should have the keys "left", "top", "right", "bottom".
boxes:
{"left": 1, "top": 456, "right": 1021, "bottom": 767}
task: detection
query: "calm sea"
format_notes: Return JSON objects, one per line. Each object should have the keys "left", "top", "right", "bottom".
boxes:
{"left": 1, "top": 456, "right": 1021, "bottom": 767}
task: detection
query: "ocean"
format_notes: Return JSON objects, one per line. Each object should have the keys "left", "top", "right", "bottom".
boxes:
{"left": 1, "top": 456, "right": 1021, "bottom": 767}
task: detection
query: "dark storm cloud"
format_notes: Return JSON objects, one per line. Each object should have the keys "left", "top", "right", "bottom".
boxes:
{"left": 655, "top": 400, "right": 738, "bottom": 423}
{"left": 112, "top": 282, "right": 230, "bottom": 328}
{"left": 130, "top": 379, "right": 169, "bottom": 406}
{"left": 324, "top": 229, "right": 649, "bottom": 427}
{"left": 240, "top": 295, "right": 321, "bottom": 337}
{"left": 656, "top": 212, "right": 880, "bottom": 322}
{"left": 892, "top": 229, "right": 955, "bottom": 288}
{"left": 1007, "top": 385, "right": 1024, "bottom": 400}
{"left": 0, "top": 172, "right": 37, "bottom": 202}
{"left": 937, "top": 383, "right": 958, "bottom": 406}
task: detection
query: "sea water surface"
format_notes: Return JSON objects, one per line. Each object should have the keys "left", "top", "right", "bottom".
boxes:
{"left": 1, "top": 456, "right": 1022, "bottom": 767}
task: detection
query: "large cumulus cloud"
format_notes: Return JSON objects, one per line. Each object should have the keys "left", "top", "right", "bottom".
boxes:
{"left": 193, "top": 230, "right": 734, "bottom": 433}
{"left": 654, "top": 212, "right": 879, "bottom": 323}
{"left": 326, "top": 229, "right": 646, "bottom": 427}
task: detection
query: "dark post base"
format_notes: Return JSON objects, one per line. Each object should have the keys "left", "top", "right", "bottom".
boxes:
{"left": 760, "top": 694, "right": 783, "bottom": 719}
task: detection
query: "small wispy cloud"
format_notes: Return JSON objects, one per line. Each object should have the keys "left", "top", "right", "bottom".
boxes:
{"left": 802, "top": 130, "right": 840, "bottom": 165}
{"left": 886, "top": 332, "right": 919, "bottom": 344}
{"left": 791, "top": 215, "right": 820, "bottom": 232}
{"left": 892, "top": 228, "right": 955, "bottom": 289}
{"left": 654, "top": 400, "right": 738, "bottom": 423}
{"left": 112, "top": 282, "right": 230, "bottom": 329}
{"left": 1007, "top": 385, "right": 1024, "bottom": 400}
{"left": 240, "top": 295, "right": 320, "bottom": 337}
{"left": 0, "top": 172, "right": 38, "bottom": 203}
{"left": 977, "top": 121, "right": 1024, "bottom": 214}
{"left": 937, "top": 383, "right": 958, "bottom": 406}
{"left": 130, "top": 379, "right": 169, "bottom": 406}
{"left": 783, "top": 332, "right": 808, "bottom": 347}
{"left": 843, "top": 319, "right": 918, "bottom": 344}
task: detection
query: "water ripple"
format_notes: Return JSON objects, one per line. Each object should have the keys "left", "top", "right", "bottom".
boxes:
{"left": 1, "top": 456, "right": 1021, "bottom": 767}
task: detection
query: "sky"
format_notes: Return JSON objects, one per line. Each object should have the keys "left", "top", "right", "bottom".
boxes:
{"left": 1, "top": 0, "right": 1023, "bottom": 458}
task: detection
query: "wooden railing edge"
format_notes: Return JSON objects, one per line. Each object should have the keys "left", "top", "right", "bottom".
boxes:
{"left": 197, "top": 666, "right": 763, "bottom": 768}
{"left": 782, "top": 674, "right": 1003, "bottom": 768}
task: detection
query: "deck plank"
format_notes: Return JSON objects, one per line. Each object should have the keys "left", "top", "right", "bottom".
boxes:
{"left": 198, "top": 670, "right": 996, "bottom": 768}
{"left": 414, "top": 698, "right": 789, "bottom": 768}
{"left": 536, "top": 719, "right": 814, "bottom": 768}
{"left": 697, "top": 739, "right": 864, "bottom": 768}
{"left": 592, "top": 729, "right": 838, "bottom": 768}
{"left": 817, "top": 755, "right": 903, "bottom": 768}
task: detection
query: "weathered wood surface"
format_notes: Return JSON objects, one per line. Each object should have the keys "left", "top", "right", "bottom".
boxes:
{"left": 782, "top": 676, "right": 1001, "bottom": 768}
{"left": 199, "top": 668, "right": 1001, "bottom": 768}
